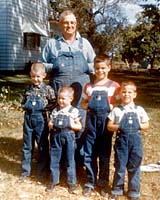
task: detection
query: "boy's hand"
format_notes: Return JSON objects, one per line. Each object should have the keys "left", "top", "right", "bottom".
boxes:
{"left": 48, "top": 120, "right": 54, "bottom": 129}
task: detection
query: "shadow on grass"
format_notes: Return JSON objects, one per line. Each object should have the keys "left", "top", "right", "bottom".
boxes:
{"left": 0, "top": 137, "right": 22, "bottom": 176}
{"left": 0, "top": 137, "right": 39, "bottom": 179}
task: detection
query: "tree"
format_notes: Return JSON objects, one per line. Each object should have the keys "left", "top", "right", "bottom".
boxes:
{"left": 121, "top": 5, "right": 160, "bottom": 68}
{"left": 49, "top": 0, "right": 134, "bottom": 53}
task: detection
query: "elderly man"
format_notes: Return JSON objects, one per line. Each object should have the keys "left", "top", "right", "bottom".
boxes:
{"left": 39, "top": 9, "right": 95, "bottom": 175}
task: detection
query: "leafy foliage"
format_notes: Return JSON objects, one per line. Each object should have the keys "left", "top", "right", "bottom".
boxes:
{"left": 121, "top": 5, "right": 160, "bottom": 68}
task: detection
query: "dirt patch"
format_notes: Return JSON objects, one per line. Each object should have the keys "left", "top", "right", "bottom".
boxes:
{"left": 0, "top": 72, "right": 160, "bottom": 200}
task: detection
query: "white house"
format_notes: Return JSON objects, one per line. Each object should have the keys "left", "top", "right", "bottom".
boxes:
{"left": 0, "top": 0, "right": 50, "bottom": 71}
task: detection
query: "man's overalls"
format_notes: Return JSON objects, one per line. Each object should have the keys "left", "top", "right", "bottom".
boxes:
{"left": 112, "top": 106, "right": 142, "bottom": 198}
{"left": 49, "top": 38, "right": 90, "bottom": 167}
{"left": 22, "top": 93, "right": 49, "bottom": 178}
{"left": 49, "top": 107, "right": 77, "bottom": 187}
{"left": 83, "top": 81, "right": 113, "bottom": 190}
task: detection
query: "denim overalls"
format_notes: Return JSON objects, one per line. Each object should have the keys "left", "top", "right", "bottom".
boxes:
{"left": 84, "top": 81, "right": 113, "bottom": 189}
{"left": 49, "top": 38, "right": 90, "bottom": 128}
{"left": 49, "top": 107, "right": 77, "bottom": 187}
{"left": 112, "top": 106, "right": 142, "bottom": 198}
{"left": 22, "top": 93, "right": 49, "bottom": 177}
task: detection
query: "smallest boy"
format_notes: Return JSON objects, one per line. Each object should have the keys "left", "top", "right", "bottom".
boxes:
{"left": 18, "top": 62, "right": 56, "bottom": 183}
{"left": 107, "top": 81, "right": 149, "bottom": 200}
{"left": 46, "top": 86, "right": 82, "bottom": 194}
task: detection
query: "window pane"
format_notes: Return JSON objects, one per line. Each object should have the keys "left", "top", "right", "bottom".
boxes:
{"left": 23, "top": 33, "right": 40, "bottom": 50}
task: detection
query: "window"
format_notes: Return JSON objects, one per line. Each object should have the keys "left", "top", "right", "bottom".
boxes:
{"left": 23, "top": 33, "right": 40, "bottom": 50}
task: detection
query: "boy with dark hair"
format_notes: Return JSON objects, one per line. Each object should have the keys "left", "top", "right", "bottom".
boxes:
{"left": 81, "top": 53, "right": 120, "bottom": 197}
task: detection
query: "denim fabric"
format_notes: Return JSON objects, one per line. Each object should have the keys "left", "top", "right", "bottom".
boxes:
{"left": 112, "top": 111, "right": 142, "bottom": 198}
{"left": 88, "top": 90, "right": 111, "bottom": 113}
{"left": 49, "top": 48, "right": 89, "bottom": 103}
{"left": 23, "top": 95, "right": 45, "bottom": 111}
{"left": 22, "top": 112, "right": 49, "bottom": 177}
{"left": 50, "top": 129, "right": 76, "bottom": 186}
{"left": 54, "top": 114, "right": 71, "bottom": 129}
{"left": 83, "top": 90, "right": 112, "bottom": 189}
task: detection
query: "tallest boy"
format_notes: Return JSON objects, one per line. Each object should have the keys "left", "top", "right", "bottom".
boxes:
{"left": 39, "top": 10, "right": 95, "bottom": 131}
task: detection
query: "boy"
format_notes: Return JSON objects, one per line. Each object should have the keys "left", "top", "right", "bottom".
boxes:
{"left": 107, "top": 81, "right": 149, "bottom": 200}
{"left": 81, "top": 53, "right": 120, "bottom": 197}
{"left": 46, "top": 86, "right": 82, "bottom": 194}
{"left": 18, "top": 62, "right": 56, "bottom": 183}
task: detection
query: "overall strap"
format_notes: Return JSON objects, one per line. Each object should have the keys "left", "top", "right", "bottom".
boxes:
{"left": 134, "top": 105, "right": 138, "bottom": 109}
{"left": 106, "top": 80, "right": 113, "bottom": 87}
{"left": 78, "top": 37, "right": 83, "bottom": 50}
{"left": 68, "top": 106, "right": 74, "bottom": 113}
{"left": 117, "top": 105, "right": 125, "bottom": 111}
{"left": 118, "top": 105, "right": 138, "bottom": 112}
{"left": 55, "top": 38, "right": 61, "bottom": 50}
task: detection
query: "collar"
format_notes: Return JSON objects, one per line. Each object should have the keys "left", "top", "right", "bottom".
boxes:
{"left": 58, "top": 32, "right": 81, "bottom": 42}
{"left": 57, "top": 105, "right": 72, "bottom": 113}
{"left": 31, "top": 82, "right": 44, "bottom": 89}
{"left": 121, "top": 103, "right": 136, "bottom": 110}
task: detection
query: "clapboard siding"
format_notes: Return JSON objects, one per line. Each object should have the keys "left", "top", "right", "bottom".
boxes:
{"left": 0, "top": 0, "right": 49, "bottom": 71}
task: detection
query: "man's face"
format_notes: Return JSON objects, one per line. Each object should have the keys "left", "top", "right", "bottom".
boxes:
{"left": 59, "top": 14, "right": 77, "bottom": 36}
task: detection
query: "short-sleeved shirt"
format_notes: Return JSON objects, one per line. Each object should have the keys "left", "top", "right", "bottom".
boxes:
{"left": 50, "top": 105, "right": 81, "bottom": 122}
{"left": 82, "top": 79, "right": 120, "bottom": 105}
{"left": 108, "top": 103, "right": 149, "bottom": 124}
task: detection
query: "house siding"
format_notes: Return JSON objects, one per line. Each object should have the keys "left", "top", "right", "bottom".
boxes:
{"left": 0, "top": 0, "right": 49, "bottom": 71}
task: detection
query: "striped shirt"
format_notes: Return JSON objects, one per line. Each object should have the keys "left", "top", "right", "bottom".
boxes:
{"left": 82, "top": 79, "right": 120, "bottom": 105}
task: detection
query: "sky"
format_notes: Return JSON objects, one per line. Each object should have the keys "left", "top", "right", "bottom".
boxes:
{"left": 119, "top": 0, "right": 159, "bottom": 24}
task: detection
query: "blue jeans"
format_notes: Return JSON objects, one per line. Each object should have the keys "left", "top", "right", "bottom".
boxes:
{"left": 50, "top": 130, "right": 76, "bottom": 186}
{"left": 21, "top": 111, "right": 49, "bottom": 177}
{"left": 83, "top": 111, "right": 112, "bottom": 189}
{"left": 112, "top": 111, "right": 142, "bottom": 198}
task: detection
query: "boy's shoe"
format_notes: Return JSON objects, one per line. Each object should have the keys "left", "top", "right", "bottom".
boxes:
{"left": 99, "top": 185, "right": 110, "bottom": 197}
{"left": 100, "top": 188, "right": 107, "bottom": 197}
{"left": 68, "top": 184, "right": 77, "bottom": 194}
{"left": 17, "top": 175, "right": 28, "bottom": 183}
{"left": 83, "top": 187, "right": 93, "bottom": 197}
{"left": 129, "top": 197, "right": 139, "bottom": 200}
{"left": 45, "top": 184, "right": 56, "bottom": 193}
{"left": 108, "top": 194, "right": 118, "bottom": 200}
{"left": 37, "top": 175, "right": 46, "bottom": 185}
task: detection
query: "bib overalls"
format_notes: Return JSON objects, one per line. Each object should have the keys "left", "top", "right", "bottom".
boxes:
{"left": 84, "top": 88, "right": 113, "bottom": 189}
{"left": 50, "top": 108, "right": 77, "bottom": 187}
{"left": 49, "top": 39, "right": 89, "bottom": 128}
{"left": 22, "top": 94, "right": 49, "bottom": 177}
{"left": 112, "top": 107, "right": 142, "bottom": 198}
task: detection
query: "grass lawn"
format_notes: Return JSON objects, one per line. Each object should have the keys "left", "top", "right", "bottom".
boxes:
{"left": 0, "top": 71, "right": 160, "bottom": 200}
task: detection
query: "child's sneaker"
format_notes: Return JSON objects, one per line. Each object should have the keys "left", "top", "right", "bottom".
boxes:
{"left": 45, "top": 184, "right": 56, "bottom": 193}
{"left": 68, "top": 184, "right": 77, "bottom": 194}
{"left": 17, "top": 175, "right": 28, "bottom": 183}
